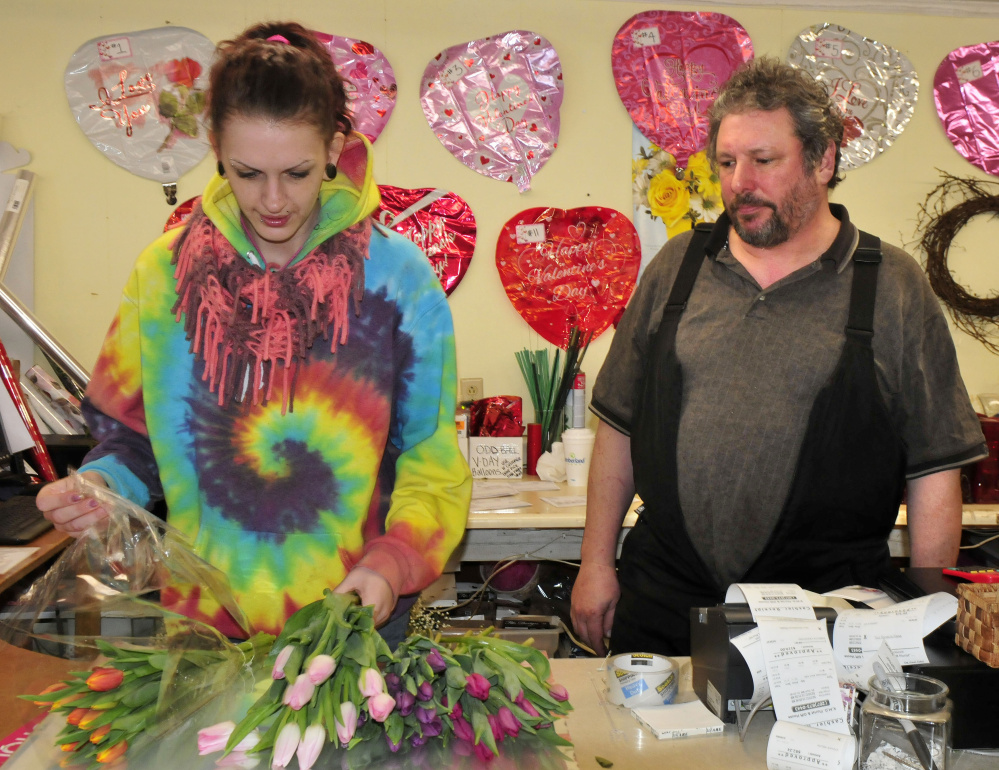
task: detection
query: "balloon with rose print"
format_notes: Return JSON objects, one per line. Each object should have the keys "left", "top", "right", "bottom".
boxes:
{"left": 64, "top": 26, "right": 215, "bottom": 189}
{"left": 496, "top": 207, "right": 641, "bottom": 349}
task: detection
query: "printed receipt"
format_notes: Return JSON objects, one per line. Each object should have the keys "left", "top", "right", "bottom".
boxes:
{"left": 726, "top": 583, "right": 816, "bottom": 619}
{"left": 766, "top": 721, "right": 856, "bottom": 770}
{"left": 832, "top": 592, "right": 957, "bottom": 687}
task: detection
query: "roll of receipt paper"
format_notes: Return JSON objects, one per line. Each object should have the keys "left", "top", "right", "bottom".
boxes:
{"left": 606, "top": 653, "right": 678, "bottom": 707}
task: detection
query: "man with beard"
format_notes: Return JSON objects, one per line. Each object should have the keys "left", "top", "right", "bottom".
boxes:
{"left": 570, "top": 57, "right": 987, "bottom": 656}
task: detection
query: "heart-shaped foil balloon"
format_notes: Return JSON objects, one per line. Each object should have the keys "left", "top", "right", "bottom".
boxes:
{"left": 165, "top": 196, "right": 199, "bottom": 231}
{"left": 376, "top": 186, "right": 476, "bottom": 296}
{"left": 496, "top": 207, "right": 640, "bottom": 348}
{"left": 64, "top": 27, "right": 215, "bottom": 184}
{"left": 421, "top": 30, "right": 563, "bottom": 193}
{"left": 611, "top": 11, "right": 753, "bottom": 174}
{"left": 313, "top": 32, "right": 397, "bottom": 143}
{"left": 788, "top": 24, "right": 918, "bottom": 171}
{"left": 934, "top": 42, "right": 999, "bottom": 176}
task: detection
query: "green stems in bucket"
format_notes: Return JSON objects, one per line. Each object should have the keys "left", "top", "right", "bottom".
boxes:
{"left": 515, "top": 327, "right": 593, "bottom": 454}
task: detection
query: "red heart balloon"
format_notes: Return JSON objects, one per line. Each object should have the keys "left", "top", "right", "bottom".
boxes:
{"left": 496, "top": 207, "right": 640, "bottom": 348}
{"left": 376, "top": 185, "right": 476, "bottom": 296}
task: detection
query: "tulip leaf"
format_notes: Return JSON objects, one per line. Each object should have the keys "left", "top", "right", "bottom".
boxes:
{"left": 272, "top": 599, "right": 323, "bottom": 652}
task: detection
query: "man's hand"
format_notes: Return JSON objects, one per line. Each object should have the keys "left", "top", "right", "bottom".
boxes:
{"left": 335, "top": 567, "right": 396, "bottom": 626}
{"left": 35, "top": 472, "right": 110, "bottom": 537}
{"left": 571, "top": 562, "right": 620, "bottom": 656}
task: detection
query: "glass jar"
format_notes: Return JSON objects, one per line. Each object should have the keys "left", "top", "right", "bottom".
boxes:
{"left": 860, "top": 673, "right": 952, "bottom": 769}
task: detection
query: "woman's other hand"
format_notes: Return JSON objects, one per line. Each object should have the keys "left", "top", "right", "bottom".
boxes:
{"left": 35, "top": 472, "right": 110, "bottom": 537}
{"left": 334, "top": 567, "right": 395, "bottom": 626}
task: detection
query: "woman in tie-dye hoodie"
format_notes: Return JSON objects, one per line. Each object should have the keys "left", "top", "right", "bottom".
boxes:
{"left": 37, "top": 21, "right": 470, "bottom": 638}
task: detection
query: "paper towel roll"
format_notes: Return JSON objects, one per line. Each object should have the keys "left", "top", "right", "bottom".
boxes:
{"left": 606, "top": 653, "right": 678, "bottom": 708}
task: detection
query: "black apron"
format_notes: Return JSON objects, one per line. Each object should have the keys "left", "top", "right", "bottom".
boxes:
{"left": 611, "top": 222, "right": 907, "bottom": 656}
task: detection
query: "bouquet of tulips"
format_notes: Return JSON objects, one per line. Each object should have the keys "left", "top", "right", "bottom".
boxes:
{"left": 24, "top": 632, "right": 272, "bottom": 769}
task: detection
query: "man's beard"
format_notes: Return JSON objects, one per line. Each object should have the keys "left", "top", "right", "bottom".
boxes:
{"left": 727, "top": 177, "right": 818, "bottom": 249}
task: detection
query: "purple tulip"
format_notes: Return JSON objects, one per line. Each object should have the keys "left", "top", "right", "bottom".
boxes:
{"left": 306, "top": 655, "right": 336, "bottom": 685}
{"left": 358, "top": 667, "right": 384, "bottom": 698}
{"left": 426, "top": 648, "right": 446, "bottom": 673}
{"left": 396, "top": 690, "right": 416, "bottom": 717}
{"left": 411, "top": 734, "right": 428, "bottom": 747}
{"left": 422, "top": 715, "right": 443, "bottom": 737}
{"left": 271, "top": 646, "right": 293, "bottom": 680}
{"left": 368, "top": 692, "right": 397, "bottom": 722}
{"left": 295, "top": 724, "right": 325, "bottom": 770}
{"left": 416, "top": 705, "right": 437, "bottom": 725}
{"left": 282, "top": 674, "right": 315, "bottom": 711}
{"left": 335, "top": 702, "right": 358, "bottom": 745}
{"left": 386, "top": 733, "right": 402, "bottom": 753}
{"left": 465, "top": 673, "right": 491, "bottom": 701}
{"left": 272, "top": 723, "right": 301, "bottom": 769}
{"left": 416, "top": 681, "right": 434, "bottom": 701}
{"left": 497, "top": 706, "right": 521, "bottom": 739}
{"left": 451, "top": 714, "right": 474, "bottom": 743}
{"left": 549, "top": 683, "right": 569, "bottom": 702}
{"left": 515, "top": 691, "right": 540, "bottom": 718}
{"left": 384, "top": 672, "right": 401, "bottom": 694}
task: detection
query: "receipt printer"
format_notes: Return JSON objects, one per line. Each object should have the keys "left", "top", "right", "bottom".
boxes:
{"left": 689, "top": 603, "right": 838, "bottom": 724}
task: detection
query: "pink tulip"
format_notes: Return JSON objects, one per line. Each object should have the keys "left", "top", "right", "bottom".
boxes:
{"left": 549, "top": 683, "right": 569, "bottom": 702}
{"left": 515, "top": 692, "right": 539, "bottom": 718}
{"left": 367, "top": 692, "right": 396, "bottom": 722}
{"left": 271, "top": 646, "right": 293, "bottom": 680}
{"left": 282, "top": 675, "right": 315, "bottom": 711}
{"left": 497, "top": 706, "right": 521, "bottom": 738}
{"left": 451, "top": 713, "right": 474, "bottom": 743}
{"left": 306, "top": 655, "right": 336, "bottom": 685}
{"left": 335, "top": 702, "right": 358, "bottom": 744}
{"left": 295, "top": 724, "right": 325, "bottom": 770}
{"left": 197, "top": 721, "right": 235, "bottom": 755}
{"left": 271, "top": 723, "right": 300, "bottom": 769}
{"left": 358, "top": 667, "right": 384, "bottom": 698}
{"left": 465, "top": 673, "right": 491, "bottom": 701}
{"left": 474, "top": 740, "right": 495, "bottom": 762}
{"left": 488, "top": 713, "right": 504, "bottom": 743}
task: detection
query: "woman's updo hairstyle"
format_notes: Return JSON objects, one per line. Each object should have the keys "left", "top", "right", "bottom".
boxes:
{"left": 208, "top": 21, "right": 352, "bottom": 145}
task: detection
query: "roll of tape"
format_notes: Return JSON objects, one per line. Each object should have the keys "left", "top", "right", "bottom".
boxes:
{"left": 606, "top": 653, "right": 678, "bottom": 707}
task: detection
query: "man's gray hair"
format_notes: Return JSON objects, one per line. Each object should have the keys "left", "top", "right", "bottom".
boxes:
{"left": 706, "top": 56, "right": 846, "bottom": 189}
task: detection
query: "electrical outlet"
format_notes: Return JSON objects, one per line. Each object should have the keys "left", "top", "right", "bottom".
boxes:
{"left": 460, "top": 378, "right": 483, "bottom": 402}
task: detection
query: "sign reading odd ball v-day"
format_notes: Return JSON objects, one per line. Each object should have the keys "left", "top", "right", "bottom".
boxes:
{"left": 421, "top": 31, "right": 563, "bottom": 192}
{"left": 497, "top": 208, "right": 641, "bottom": 348}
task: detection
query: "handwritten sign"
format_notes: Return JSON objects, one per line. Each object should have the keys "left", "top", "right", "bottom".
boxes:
{"left": 468, "top": 437, "right": 523, "bottom": 479}
{"left": 496, "top": 207, "right": 640, "bottom": 348}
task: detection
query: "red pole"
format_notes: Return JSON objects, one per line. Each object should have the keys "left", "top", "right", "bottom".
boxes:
{"left": 0, "top": 338, "right": 58, "bottom": 481}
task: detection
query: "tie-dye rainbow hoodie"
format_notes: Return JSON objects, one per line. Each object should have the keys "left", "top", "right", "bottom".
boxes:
{"left": 79, "top": 135, "right": 471, "bottom": 637}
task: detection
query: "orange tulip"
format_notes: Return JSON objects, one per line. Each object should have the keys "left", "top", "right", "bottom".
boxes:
{"left": 60, "top": 742, "right": 80, "bottom": 752}
{"left": 90, "top": 724, "right": 112, "bottom": 744}
{"left": 52, "top": 693, "right": 85, "bottom": 710}
{"left": 78, "top": 708, "right": 104, "bottom": 729}
{"left": 66, "top": 707, "right": 89, "bottom": 726}
{"left": 96, "top": 739, "right": 128, "bottom": 764}
{"left": 86, "top": 668, "right": 124, "bottom": 692}
{"left": 33, "top": 682, "right": 68, "bottom": 706}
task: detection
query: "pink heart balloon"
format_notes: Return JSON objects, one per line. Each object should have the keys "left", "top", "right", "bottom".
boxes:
{"left": 496, "top": 207, "right": 640, "bottom": 348}
{"left": 934, "top": 41, "right": 999, "bottom": 176}
{"left": 376, "top": 185, "right": 476, "bottom": 296}
{"left": 421, "top": 31, "right": 563, "bottom": 192}
{"left": 612, "top": 11, "right": 753, "bottom": 172}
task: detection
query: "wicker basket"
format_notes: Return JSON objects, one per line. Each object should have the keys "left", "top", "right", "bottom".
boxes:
{"left": 956, "top": 582, "right": 999, "bottom": 667}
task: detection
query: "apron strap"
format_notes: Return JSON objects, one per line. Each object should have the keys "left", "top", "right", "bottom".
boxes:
{"left": 845, "top": 230, "right": 882, "bottom": 340}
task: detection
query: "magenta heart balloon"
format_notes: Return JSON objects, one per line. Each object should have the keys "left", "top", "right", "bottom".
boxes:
{"left": 612, "top": 11, "right": 753, "bottom": 172}
{"left": 421, "top": 30, "right": 563, "bottom": 192}
{"left": 934, "top": 41, "right": 999, "bottom": 176}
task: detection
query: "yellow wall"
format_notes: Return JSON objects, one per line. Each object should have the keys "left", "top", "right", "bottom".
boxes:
{"left": 2, "top": 1, "right": 998, "bottom": 415}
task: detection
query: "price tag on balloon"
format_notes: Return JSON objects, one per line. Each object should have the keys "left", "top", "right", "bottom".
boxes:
{"left": 64, "top": 26, "right": 215, "bottom": 200}
{"left": 376, "top": 186, "right": 476, "bottom": 296}
{"left": 421, "top": 30, "right": 563, "bottom": 192}
{"left": 788, "top": 24, "right": 918, "bottom": 170}
{"left": 496, "top": 207, "right": 640, "bottom": 348}
{"left": 611, "top": 10, "right": 753, "bottom": 174}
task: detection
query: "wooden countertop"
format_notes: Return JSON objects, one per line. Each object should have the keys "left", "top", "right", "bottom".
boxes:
{"left": 0, "top": 641, "right": 77, "bottom": 740}
{"left": 0, "top": 528, "right": 71, "bottom": 595}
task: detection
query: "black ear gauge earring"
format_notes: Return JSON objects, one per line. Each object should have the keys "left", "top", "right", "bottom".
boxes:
{"left": 217, "top": 161, "right": 226, "bottom": 177}
{"left": 325, "top": 162, "right": 338, "bottom": 180}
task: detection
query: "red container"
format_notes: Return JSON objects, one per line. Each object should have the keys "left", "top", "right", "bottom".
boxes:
{"left": 526, "top": 423, "right": 542, "bottom": 476}
{"left": 973, "top": 416, "right": 999, "bottom": 503}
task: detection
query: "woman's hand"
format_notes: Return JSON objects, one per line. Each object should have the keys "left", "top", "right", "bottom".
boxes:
{"left": 334, "top": 567, "right": 396, "bottom": 626}
{"left": 35, "top": 472, "right": 110, "bottom": 537}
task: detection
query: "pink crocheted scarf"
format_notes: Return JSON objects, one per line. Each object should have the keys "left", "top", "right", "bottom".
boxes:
{"left": 171, "top": 205, "right": 371, "bottom": 413}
